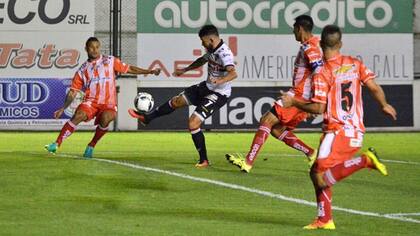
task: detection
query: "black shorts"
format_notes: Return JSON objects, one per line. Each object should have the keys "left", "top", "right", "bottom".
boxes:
{"left": 181, "top": 81, "right": 228, "bottom": 121}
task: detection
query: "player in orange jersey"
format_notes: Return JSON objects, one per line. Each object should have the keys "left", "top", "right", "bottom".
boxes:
{"left": 282, "top": 25, "right": 397, "bottom": 230}
{"left": 45, "top": 37, "right": 161, "bottom": 158}
{"left": 226, "top": 15, "right": 323, "bottom": 173}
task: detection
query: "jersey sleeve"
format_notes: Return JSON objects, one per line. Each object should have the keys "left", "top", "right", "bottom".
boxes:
{"left": 202, "top": 52, "right": 211, "bottom": 61}
{"left": 311, "top": 71, "right": 329, "bottom": 104}
{"left": 114, "top": 57, "right": 130, "bottom": 73}
{"left": 304, "top": 46, "right": 323, "bottom": 72}
{"left": 358, "top": 60, "right": 375, "bottom": 85}
{"left": 220, "top": 49, "right": 235, "bottom": 68}
{"left": 70, "top": 71, "right": 84, "bottom": 91}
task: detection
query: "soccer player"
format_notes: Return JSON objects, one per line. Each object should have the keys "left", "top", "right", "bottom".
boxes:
{"left": 281, "top": 25, "right": 397, "bottom": 230}
{"left": 44, "top": 37, "right": 161, "bottom": 158}
{"left": 128, "top": 25, "right": 237, "bottom": 168}
{"left": 226, "top": 15, "right": 322, "bottom": 173}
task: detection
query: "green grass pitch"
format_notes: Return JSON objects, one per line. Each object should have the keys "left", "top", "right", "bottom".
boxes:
{"left": 0, "top": 131, "right": 419, "bottom": 235}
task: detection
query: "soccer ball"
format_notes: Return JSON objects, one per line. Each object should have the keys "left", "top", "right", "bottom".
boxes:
{"left": 134, "top": 92, "right": 154, "bottom": 113}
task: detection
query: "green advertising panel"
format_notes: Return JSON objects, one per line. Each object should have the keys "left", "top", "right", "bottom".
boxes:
{"left": 137, "top": 0, "right": 412, "bottom": 34}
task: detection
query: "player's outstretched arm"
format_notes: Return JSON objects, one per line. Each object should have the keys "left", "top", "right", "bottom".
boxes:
{"left": 54, "top": 89, "right": 77, "bottom": 119}
{"left": 365, "top": 80, "right": 397, "bottom": 120}
{"left": 172, "top": 56, "right": 208, "bottom": 76}
{"left": 281, "top": 91, "right": 326, "bottom": 114}
{"left": 127, "top": 66, "right": 161, "bottom": 76}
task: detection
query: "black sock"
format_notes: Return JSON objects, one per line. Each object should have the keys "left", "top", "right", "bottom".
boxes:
{"left": 147, "top": 100, "right": 175, "bottom": 121}
{"left": 191, "top": 129, "right": 207, "bottom": 163}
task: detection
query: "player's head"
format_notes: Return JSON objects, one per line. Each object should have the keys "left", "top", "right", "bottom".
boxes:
{"left": 85, "top": 37, "right": 101, "bottom": 60}
{"left": 198, "top": 25, "right": 220, "bottom": 51}
{"left": 320, "top": 25, "right": 342, "bottom": 51}
{"left": 293, "top": 15, "right": 314, "bottom": 42}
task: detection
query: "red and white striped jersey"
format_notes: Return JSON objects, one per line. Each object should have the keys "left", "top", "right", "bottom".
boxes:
{"left": 290, "top": 36, "right": 323, "bottom": 102}
{"left": 312, "top": 54, "right": 375, "bottom": 134}
{"left": 71, "top": 55, "right": 129, "bottom": 105}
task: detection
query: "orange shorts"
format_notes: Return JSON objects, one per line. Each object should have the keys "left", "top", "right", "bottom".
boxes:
{"left": 272, "top": 102, "right": 308, "bottom": 129}
{"left": 314, "top": 128, "right": 364, "bottom": 172}
{"left": 77, "top": 102, "right": 117, "bottom": 125}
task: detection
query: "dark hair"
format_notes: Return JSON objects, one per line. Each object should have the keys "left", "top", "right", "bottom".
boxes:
{"left": 85, "top": 37, "right": 100, "bottom": 47}
{"left": 198, "top": 25, "right": 219, "bottom": 38}
{"left": 321, "top": 25, "right": 342, "bottom": 49}
{"left": 294, "top": 15, "right": 314, "bottom": 32}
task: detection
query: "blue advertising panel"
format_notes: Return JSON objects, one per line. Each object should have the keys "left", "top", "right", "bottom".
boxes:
{"left": 0, "top": 78, "right": 88, "bottom": 130}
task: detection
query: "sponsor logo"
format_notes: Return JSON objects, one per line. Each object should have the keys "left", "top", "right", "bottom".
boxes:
{"left": 153, "top": 0, "right": 393, "bottom": 29}
{"left": 0, "top": 80, "right": 50, "bottom": 119}
{"left": 0, "top": 80, "right": 49, "bottom": 105}
{"left": 334, "top": 64, "right": 355, "bottom": 74}
{"left": 146, "top": 36, "right": 237, "bottom": 78}
{"left": 0, "top": 0, "right": 90, "bottom": 25}
{"left": 194, "top": 96, "right": 275, "bottom": 125}
{"left": 0, "top": 43, "right": 80, "bottom": 69}
{"left": 344, "top": 157, "right": 362, "bottom": 167}
{"left": 248, "top": 143, "right": 260, "bottom": 162}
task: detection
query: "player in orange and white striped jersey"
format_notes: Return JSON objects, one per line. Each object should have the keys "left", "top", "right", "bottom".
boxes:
{"left": 45, "top": 37, "right": 161, "bottom": 158}
{"left": 282, "top": 25, "right": 396, "bottom": 230}
{"left": 226, "top": 15, "right": 322, "bottom": 173}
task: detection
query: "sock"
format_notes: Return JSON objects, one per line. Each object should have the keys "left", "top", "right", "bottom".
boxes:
{"left": 147, "top": 100, "right": 175, "bottom": 121}
{"left": 277, "top": 130, "right": 314, "bottom": 156}
{"left": 323, "top": 155, "right": 369, "bottom": 186}
{"left": 245, "top": 124, "right": 271, "bottom": 166}
{"left": 88, "top": 125, "right": 108, "bottom": 148}
{"left": 56, "top": 121, "right": 76, "bottom": 146}
{"left": 191, "top": 128, "right": 207, "bottom": 163}
{"left": 316, "top": 187, "right": 332, "bottom": 223}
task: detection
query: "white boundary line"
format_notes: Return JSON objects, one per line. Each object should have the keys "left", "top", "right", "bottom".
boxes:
{"left": 97, "top": 151, "right": 420, "bottom": 166}
{"left": 384, "top": 213, "right": 420, "bottom": 217}
{"left": 54, "top": 152, "right": 420, "bottom": 224}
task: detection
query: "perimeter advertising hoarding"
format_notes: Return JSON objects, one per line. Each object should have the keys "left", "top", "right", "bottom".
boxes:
{"left": 136, "top": 85, "right": 412, "bottom": 130}
{"left": 0, "top": 0, "right": 95, "bottom": 130}
{"left": 137, "top": 0, "right": 413, "bottom": 82}
{"left": 0, "top": 78, "right": 93, "bottom": 130}
{"left": 0, "top": 0, "right": 94, "bottom": 78}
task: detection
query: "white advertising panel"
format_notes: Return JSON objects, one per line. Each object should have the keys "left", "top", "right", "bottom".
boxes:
{"left": 0, "top": 0, "right": 95, "bottom": 130}
{"left": 0, "top": 0, "right": 94, "bottom": 78}
{"left": 138, "top": 34, "right": 413, "bottom": 82}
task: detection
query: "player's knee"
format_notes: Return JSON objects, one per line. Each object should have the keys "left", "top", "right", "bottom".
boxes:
{"left": 72, "top": 110, "right": 87, "bottom": 123}
{"left": 188, "top": 116, "right": 202, "bottom": 130}
{"left": 100, "top": 115, "right": 115, "bottom": 127}
{"left": 260, "top": 112, "right": 276, "bottom": 127}
{"left": 171, "top": 96, "right": 185, "bottom": 108}
{"left": 310, "top": 171, "right": 328, "bottom": 189}
{"left": 271, "top": 125, "right": 286, "bottom": 138}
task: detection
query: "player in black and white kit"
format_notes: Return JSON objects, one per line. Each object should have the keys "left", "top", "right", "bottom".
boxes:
{"left": 128, "top": 25, "right": 237, "bottom": 168}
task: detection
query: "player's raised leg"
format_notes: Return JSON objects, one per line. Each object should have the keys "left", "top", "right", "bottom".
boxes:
{"left": 128, "top": 94, "right": 187, "bottom": 125}
{"left": 45, "top": 108, "right": 87, "bottom": 154}
{"left": 271, "top": 125, "right": 317, "bottom": 167}
{"left": 84, "top": 109, "right": 116, "bottom": 158}
{"left": 226, "top": 111, "right": 279, "bottom": 172}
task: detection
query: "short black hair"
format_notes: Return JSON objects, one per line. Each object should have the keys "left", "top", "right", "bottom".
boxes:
{"left": 294, "top": 15, "right": 314, "bottom": 32}
{"left": 85, "top": 37, "right": 100, "bottom": 47}
{"left": 321, "top": 25, "right": 342, "bottom": 49}
{"left": 198, "top": 25, "right": 219, "bottom": 38}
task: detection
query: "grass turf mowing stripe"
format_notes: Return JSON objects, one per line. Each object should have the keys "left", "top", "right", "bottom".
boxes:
{"left": 95, "top": 151, "right": 420, "bottom": 166}
{"left": 50, "top": 152, "right": 420, "bottom": 225}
